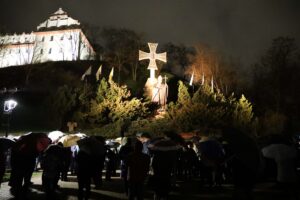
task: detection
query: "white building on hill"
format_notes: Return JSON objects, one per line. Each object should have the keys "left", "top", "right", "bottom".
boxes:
{"left": 0, "top": 8, "right": 95, "bottom": 68}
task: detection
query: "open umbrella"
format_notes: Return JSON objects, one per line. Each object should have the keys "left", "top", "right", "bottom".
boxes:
{"left": 222, "top": 128, "right": 260, "bottom": 174}
{"left": 15, "top": 132, "right": 51, "bottom": 154}
{"left": 74, "top": 132, "right": 87, "bottom": 138}
{"left": 262, "top": 143, "right": 297, "bottom": 161}
{"left": 0, "top": 137, "right": 15, "bottom": 152}
{"left": 148, "top": 137, "right": 182, "bottom": 151}
{"left": 58, "top": 134, "right": 82, "bottom": 147}
{"left": 179, "top": 132, "right": 196, "bottom": 140}
{"left": 77, "top": 136, "right": 105, "bottom": 156}
{"left": 48, "top": 130, "right": 65, "bottom": 143}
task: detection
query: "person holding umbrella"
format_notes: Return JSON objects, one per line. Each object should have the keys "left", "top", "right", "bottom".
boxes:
{"left": 9, "top": 132, "right": 51, "bottom": 198}
{"left": 76, "top": 136, "right": 105, "bottom": 199}
{"left": 222, "top": 127, "right": 260, "bottom": 200}
{"left": 119, "top": 137, "right": 134, "bottom": 196}
{"left": 148, "top": 131, "right": 181, "bottom": 200}
{"left": 41, "top": 144, "right": 64, "bottom": 200}
{"left": 127, "top": 140, "right": 150, "bottom": 200}
{"left": 0, "top": 137, "right": 15, "bottom": 187}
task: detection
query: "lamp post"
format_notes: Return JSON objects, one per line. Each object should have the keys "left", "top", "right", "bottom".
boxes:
{"left": 3, "top": 99, "right": 18, "bottom": 137}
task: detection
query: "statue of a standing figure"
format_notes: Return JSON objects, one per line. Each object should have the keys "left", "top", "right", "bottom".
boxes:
{"left": 152, "top": 75, "right": 168, "bottom": 109}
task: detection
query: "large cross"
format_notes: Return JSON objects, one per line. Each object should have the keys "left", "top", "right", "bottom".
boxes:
{"left": 139, "top": 43, "right": 167, "bottom": 80}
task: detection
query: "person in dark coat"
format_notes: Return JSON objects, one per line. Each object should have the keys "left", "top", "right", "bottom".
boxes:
{"left": 76, "top": 150, "right": 93, "bottom": 200}
{"left": 105, "top": 146, "right": 118, "bottom": 181}
{"left": 91, "top": 136, "right": 105, "bottom": 189}
{"left": 198, "top": 136, "right": 225, "bottom": 187}
{"left": 60, "top": 146, "right": 72, "bottom": 181}
{"left": 127, "top": 140, "right": 150, "bottom": 200}
{"left": 151, "top": 150, "right": 177, "bottom": 200}
{"left": 41, "top": 144, "right": 64, "bottom": 200}
{"left": 119, "top": 137, "right": 134, "bottom": 195}
{"left": 182, "top": 142, "right": 198, "bottom": 179}
{"left": 222, "top": 127, "right": 260, "bottom": 200}
{"left": 9, "top": 141, "right": 39, "bottom": 198}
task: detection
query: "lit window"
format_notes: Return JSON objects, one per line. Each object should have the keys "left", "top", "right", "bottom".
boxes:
{"left": 50, "top": 36, "right": 54, "bottom": 41}
{"left": 49, "top": 48, "right": 52, "bottom": 54}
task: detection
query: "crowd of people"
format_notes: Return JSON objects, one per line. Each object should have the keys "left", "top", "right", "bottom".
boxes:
{"left": 0, "top": 128, "right": 300, "bottom": 200}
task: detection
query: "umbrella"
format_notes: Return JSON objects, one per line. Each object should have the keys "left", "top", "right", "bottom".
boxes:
{"left": 77, "top": 136, "right": 105, "bottom": 156}
{"left": 262, "top": 143, "right": 297, "bottom": 161}
{"left": 44, "top": 144, "right": 64, "bottom": 155}
{"left": 198, "top": 138, "right": 224, "bottom": 159}
{"left": 222, "top": 128, "right": 260, "bottom": 173}
{"left": 15, "top": 132, "right": 51, "bottom": 154}
{"left": 74, "top": 132, "right": 87, "bottom": 138}
{"left": 58, "top": 134, "right": 82, "bottom": 147}
{"left": 179, "top": 132, "right": 196, "bottom": 140}
{"left": 148, "top": 137, "right": 182, "bottom": 151}
{"left": 105, "top": 140, "right": 120, "bottom": 148}
{"left": 0, "top": 137, "right": 15, "bottom": 152}
{"left": 48, "top": 130, "right": 65, "bottom": 143}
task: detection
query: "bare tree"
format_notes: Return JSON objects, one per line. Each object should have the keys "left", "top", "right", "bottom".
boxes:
{"left": 185, "top": 43, "right": 238, "bottom": 94}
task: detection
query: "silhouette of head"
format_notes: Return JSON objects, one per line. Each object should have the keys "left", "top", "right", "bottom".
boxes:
{"left": 134, "top": 140, "right": 143, "bottom": 152}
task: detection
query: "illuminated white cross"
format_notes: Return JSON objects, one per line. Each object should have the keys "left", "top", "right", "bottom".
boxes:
{"left": 139, "top": 43, "right": 167, "bottom": 80}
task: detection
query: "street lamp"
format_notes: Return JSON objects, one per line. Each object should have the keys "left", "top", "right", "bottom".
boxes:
{"left": 3, "top": 99, "right": 18, "bottom": 137}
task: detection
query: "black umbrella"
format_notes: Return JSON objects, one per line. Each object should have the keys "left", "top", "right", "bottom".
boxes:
{"left": 77, "top": 136, "right": 105, "bottom": 156}
{"left": 0, "top": 137, "right": 15, "bottom": 152}
{"left": 14, "top": 132, "right": 51, "bottom": 155}
{"left": 222, "top": 128, "right": 260, "bottom": 173}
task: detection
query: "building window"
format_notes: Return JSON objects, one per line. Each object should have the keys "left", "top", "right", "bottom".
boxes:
{"left": 69, "top": 35, "right": 72, "bottom": 40}
{"left": 60, "top": 36, "right": 64, "bottom": 40}
{"left": 48, "top": 48, "right": 52, "bottom": 54}
{"left": 41, "top": 37, "right": 45, "bottom": 42}
{"left": 50, "top": 36, "right": 54, "bottom": 41}
{"left": 40, "top": 49, "right": 43, "bottom": 54}
{"left": 59, "top": 48, "right": 63, "bottom": 53}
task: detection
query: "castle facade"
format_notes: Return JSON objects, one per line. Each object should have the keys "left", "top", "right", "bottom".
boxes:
{"left": 0, "top": 8, "right": 95, "bottom": 68}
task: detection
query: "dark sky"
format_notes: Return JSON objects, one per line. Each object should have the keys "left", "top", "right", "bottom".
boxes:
{"left": 0, "top": 0, "right": 299, "bottom": 67}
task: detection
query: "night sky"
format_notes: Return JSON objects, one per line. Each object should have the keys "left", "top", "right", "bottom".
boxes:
{"left": 0, "top": 0, "right": 299, "bottom": 67}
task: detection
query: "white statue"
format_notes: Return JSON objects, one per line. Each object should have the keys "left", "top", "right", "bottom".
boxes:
{"left": 152, "top": 75, "right": 168, "bottom": 108}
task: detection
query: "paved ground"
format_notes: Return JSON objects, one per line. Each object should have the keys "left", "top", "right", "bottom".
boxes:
{"left": 0, "top": 172, "right": 299, "bottom": 200}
